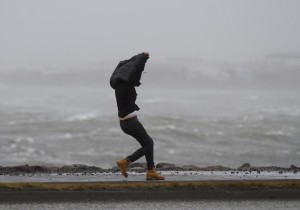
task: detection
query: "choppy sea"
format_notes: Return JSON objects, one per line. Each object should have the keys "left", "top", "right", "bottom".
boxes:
{"left": 0, "top": 84, "right": 299, "bottom": 169}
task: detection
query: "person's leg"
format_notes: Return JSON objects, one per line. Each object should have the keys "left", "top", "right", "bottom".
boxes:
{"left": 120, "top": 117, "right": 154, "bottom": 169}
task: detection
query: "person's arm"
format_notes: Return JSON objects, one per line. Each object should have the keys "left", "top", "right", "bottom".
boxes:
{"left": 129, "top": 52, "right": 149, "bottom": 86}
{"left": 133, "top": 52, "right": 149, "bottom": 72}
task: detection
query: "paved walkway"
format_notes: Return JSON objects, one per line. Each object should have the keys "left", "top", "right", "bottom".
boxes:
{"left": 1, "top": 171, "right": 299, "bottom": 183}
{"left": 1, "top": 171, "right": 300, "bottom": 201}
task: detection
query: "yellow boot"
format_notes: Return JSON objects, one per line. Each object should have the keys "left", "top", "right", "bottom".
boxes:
{"left": 146, "top": 168, "right": 165, "bottom": 180}
{"left": 116, "top": 159, "right": 131, "bottom": 178}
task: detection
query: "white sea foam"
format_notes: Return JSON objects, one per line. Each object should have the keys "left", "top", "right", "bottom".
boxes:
{"left": 10, "top": 143, "right": 17, "bottom": 149}
{"left": 65, "top": 113, "right": 98, "bottom": 121}
{"left": 193, "top": 128, "right": 199, "bottom": 132}
{"left": 90, "top": 128, "right": 102, "bottom": 135}
{"left": 166, "top": 149, "right": 176, "bottom": 154}
{"left": 152, "top": 124, "right": 177, "bottom": 130}
{"left": 7, "top": 119, "right": 35, "bottom": 125}
{"left": 216, "top": 131, "right": 225, "bottom": 136}
{"left": 241, "top": 114, "right": 264, "bottom": 122}
{"left": 264, "top": 130, "right": 290, "bottom": 137}
{"left": 63, "top": 133, "right": 73, "bottom": 139}
{"left": 15, "top": 137, "right": 34, "bottom": 143}
{"left": 26, "top": 147, "right": 35, "bottom": 154}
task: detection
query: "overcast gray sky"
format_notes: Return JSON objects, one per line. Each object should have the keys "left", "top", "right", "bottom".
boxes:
{"left": 1, "top": 0, "right": 300, "bottom": 70}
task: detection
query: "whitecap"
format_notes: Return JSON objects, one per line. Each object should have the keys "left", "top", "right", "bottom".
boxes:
{"left": 264, "top": 130, "right": 289, "bottom": 136}
{"left": 15, "top": 137, "right": 34, "bottom": 143}
{"left": 65, "top": 113, "right": 98, "bottom": 121}
{"left": 276, "top": 149, "right": 290, "bottom": 155}
{"left": 212, "top": 118, "right": 218, "bottom": 123}
{"left": 166, "top": 125, "right": 176, "bottom": 130}
{"left": 90, "top": 128, "right": 102, "bottom": 135}
{"left": 63, "top": 133, "right": 73, "bottom": 139}
{"left": 166, "top": 149, "right": 176, "bottom": 154}
{"left": 26, "top": 147, "right": 35, "bottom": 153}
{"left": 152, "top": 125, "right": 177, "bottom": 130}
{"left": 242, "top": 115, "right": 264, "bottom": 122}
{"left": 10, "top": 143, "right": 17, "bottom": 149}
{"left": 216, "top": 131, "right": 225, "bottom": 136}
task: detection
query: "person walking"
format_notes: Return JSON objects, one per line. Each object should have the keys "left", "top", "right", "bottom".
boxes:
{"left": 110, "top": 52, "right": 164, "bottom": 180}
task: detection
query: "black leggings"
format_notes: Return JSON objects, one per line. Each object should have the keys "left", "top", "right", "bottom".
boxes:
{"left": 119, "top": 116, "right": 154, "bottom": 169}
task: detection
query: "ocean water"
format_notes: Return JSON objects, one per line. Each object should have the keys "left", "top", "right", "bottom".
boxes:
{"left": 0, "top": 84, "right": 299, "bottom": 169}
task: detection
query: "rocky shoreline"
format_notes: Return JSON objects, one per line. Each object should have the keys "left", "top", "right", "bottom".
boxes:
{"left": 0, "top": 163, "right": 299, "bottom": 175}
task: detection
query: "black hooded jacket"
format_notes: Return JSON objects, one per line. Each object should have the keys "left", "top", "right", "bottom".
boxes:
{"left": 110, "top": 53, "right": 149, "bottom": 118}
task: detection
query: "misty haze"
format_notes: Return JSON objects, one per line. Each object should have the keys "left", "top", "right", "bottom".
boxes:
{"left": 0, "top": 0, "right": 299, "bottom": 169}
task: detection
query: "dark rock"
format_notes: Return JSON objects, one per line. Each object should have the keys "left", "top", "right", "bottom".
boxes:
{"left": 251, "top": 166, "right": 288, "bottom": 171}
{"left": 250, "top": 169, "right": 261, "bottom": 174}
{"left": 181, "top": 165, "right": 201, "bottom": 171}
{"left": 0, "top": 165, "right": 54, "bottom": 174}
{"left": 174, "top": 166, "right": 185, "bottom": 171}
{"left": 290, "top": 164, "right": 297, "bottom": 169}
{"left": 201, "top": 165, "right": 233, "bottom": 171}
{"left": 290, "top": 165, "right": 298, "bottom": 170}
{"left": 129, "top": 167, "right": 147, "bottom": 173}
{"left": 111, "top": 166, "right": 119, "bottom": 173}
{"left": 1, "top": 162, "right": 298, "bottom": 175}
{"left": 59, "top": 164, "right": 105, "bottom": 173}
{"left": 238, "top": 163, "right": 252, "bottom": 171}
{"left": 156, "top": 163, "right": 176, "bottom": 170}
{"left": 237, "top": 163, "right": 290, "bottom": 172}
{"left": 129, "top": 162, "right": 147, "bottom": 169}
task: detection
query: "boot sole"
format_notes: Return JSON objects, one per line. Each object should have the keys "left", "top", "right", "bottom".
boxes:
{"left": 116, "top": 161, "right": 128, "bottom": 178}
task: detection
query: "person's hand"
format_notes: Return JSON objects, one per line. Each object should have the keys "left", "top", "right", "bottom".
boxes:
{"left": 143, "top": 52, "right": 150, "bottom": 57}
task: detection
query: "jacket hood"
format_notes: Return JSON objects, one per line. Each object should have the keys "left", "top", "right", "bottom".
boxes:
{"left": 110, "top": 53, "right": 148, "bottom": 89}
